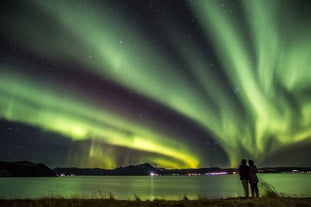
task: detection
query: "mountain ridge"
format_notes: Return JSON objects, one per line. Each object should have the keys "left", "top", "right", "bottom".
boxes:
{"left": 1, "top": 161, "right": 310, "bottom": 177}
{"left": 53, "top": 163, "right": 311, "bottom": 176}
{"left": 0, "top": 160, "right": 56, "bottom": 177}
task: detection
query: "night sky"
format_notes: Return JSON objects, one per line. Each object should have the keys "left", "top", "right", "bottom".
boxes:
{"left": 1, "top": 0, "right": 311, "bottom": 169}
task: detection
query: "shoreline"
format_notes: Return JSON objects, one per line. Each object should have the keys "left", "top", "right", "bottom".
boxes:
{"left": 1, "top": 197, "right": 311, "bottom": 207}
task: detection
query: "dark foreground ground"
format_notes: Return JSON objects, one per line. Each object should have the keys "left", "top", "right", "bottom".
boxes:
{"left": 1, "top": 197, "right": 310, "bottom": 207}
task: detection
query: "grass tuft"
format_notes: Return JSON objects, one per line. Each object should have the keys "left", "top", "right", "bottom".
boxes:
{"left": 134, "top": 194, "right": 141, "bottom": 201}
{"left": 260, "top": 181, "right": 280, "bottom": 198}
{"left": 182, "top": 195, "right": 189, "bottom": 201}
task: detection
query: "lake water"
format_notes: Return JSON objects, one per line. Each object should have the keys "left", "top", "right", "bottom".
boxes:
{"left": 0, "top": 174, "right": 310, "bottom": 200}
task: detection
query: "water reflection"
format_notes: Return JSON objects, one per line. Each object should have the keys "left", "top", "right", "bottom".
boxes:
{"left": 0, "top": 174, "right": 310, "bottom": 200}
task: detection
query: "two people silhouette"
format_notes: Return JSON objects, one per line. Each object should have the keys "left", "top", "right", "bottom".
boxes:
{"left": 238, "top": 159, "right": 259, "bottom": 198}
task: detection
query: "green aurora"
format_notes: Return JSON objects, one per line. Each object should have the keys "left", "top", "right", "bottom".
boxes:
{"left": 0, "top": 0, "right": 310, "bottom": 168}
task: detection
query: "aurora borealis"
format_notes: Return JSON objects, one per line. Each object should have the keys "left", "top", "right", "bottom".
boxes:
{"left": 0, "top": 0, "right": 310, "bottom": 169}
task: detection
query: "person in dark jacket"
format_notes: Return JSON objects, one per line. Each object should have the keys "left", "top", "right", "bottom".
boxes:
{"left": 238, "top": 159, "right": 249, "bottom": 198}
{"left": 248, "top": 160, "right": 259, "bottom": 197}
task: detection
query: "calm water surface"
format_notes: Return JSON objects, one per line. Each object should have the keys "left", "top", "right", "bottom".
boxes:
{"left": 0, "top": 174, "right": 310, "bottom": 200}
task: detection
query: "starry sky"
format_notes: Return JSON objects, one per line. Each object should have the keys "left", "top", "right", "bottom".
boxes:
{"left": 1, "top": 0, "right": 311, "bottom": 169}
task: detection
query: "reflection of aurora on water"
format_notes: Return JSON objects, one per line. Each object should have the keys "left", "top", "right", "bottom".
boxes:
{"left": 0, "top": 0, "right": 310, "bottom": 168}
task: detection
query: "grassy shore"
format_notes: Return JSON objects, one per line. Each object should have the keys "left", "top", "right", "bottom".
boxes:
{"left": 1, "top": 183, "right": 310, "bottom": 207}
{"left": 1, "top": 197, "right": 311, "bottom": 207}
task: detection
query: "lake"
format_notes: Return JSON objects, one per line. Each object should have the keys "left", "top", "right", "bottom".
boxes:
{"left": 0, "top": 174, "right": 310, "bottom": 200}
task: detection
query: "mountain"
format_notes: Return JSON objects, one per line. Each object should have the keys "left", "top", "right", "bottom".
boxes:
{"left": 113, "top": 163, "right": 157, "bottom": 175}
{"left": 54, "top": 163, "right": 158, "bottom": 176}
{"left": 54, "top": 163, "right": 229, "bottom": 176}
{"left": 2, "top": 161, "right": 309, "bottom": 177}
{"left": 53, "top": 167, "right": 111, "bottom": 176}
{"left": 0, "top": 161, "right": 56, "bottom": 177}
{"left": 54, "top": 163, "right": 311, "bottom": 176}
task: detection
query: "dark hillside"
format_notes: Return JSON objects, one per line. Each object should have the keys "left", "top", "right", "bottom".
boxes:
{"left": 0, "top": 161, "right": 55, "bottom": 177}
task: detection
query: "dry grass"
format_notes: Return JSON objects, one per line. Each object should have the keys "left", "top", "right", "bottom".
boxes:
{"left": 1, "top": 197, "right": 310, "bottom": 207}
{"left": 0, "top": 196, "right": 311, "bottom": 207}
{"left": 1, "top": 183, "right": 310, "bottom": 207}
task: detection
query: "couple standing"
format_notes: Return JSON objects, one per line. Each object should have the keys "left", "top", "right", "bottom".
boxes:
{"left": 238, "top": 159, "right": 259, "bottom": 198}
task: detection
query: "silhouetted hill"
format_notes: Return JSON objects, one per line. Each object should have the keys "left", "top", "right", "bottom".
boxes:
{"left": 113, "top": 163, "right": 157, "bottom": 175}
{"left": 54, "top": 163, "right": 311, "bottom": 176}
{"left": 258, "top": 167, "right": 311, "bottom": 173}
{"left": 0, "top": 161, "right": 56, "bottom": 177}
{"left": 54, "top": 163, "right": 158, "bottom": 176}
{"left": 53, "top": 167, "right": 111, "bottom": 176}
{"left": 54, "top": 163, "right": 228, "bottom": 176}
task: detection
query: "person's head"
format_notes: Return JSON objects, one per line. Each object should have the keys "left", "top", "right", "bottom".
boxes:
{"left": 248, "top": 160, "right": 254, "bottom": 166}
{"left": 241, "top": 159, "right": 247, "bottom": 165}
